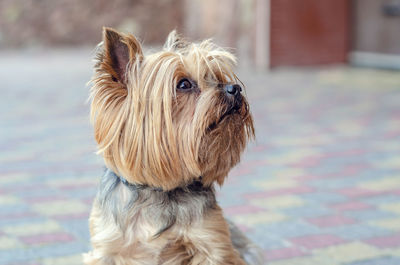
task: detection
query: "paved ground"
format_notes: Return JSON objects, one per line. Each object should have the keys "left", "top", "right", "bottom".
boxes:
{"left": 1, "top": 49, "right": 400, "bottom": 265}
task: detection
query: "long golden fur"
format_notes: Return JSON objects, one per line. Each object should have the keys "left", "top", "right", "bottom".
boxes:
{"left": 84, "top": 27, "right": 262, "bottom": 265}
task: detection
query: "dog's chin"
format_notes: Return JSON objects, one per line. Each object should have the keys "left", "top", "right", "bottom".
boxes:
{"left": 207, "top": 107, "right": 241, "bottom": 132}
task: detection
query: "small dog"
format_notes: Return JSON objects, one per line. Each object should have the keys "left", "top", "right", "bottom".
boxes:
{"left": 84, "top": 27, "right": 263, "bottom": 265}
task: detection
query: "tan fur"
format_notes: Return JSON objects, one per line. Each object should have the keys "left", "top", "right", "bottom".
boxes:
{"left": 84, "top": 28, "right": 259, "bottom": 264}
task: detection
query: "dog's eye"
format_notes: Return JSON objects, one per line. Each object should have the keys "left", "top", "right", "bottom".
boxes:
{"left": 177, "top": 78, "right": 192, "bottom": 90}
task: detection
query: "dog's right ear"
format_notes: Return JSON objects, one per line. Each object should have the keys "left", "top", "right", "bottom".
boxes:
{"left": 99, "top": 27, "right": 143, "bottom": 85}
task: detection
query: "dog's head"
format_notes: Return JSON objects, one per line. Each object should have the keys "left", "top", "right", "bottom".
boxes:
{"left": 90, "top": 28, "right": 254, "bottom": 190}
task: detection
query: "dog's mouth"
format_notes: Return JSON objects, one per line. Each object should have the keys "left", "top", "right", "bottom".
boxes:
{"left": 207, "top": 106, "right": 241, "bottom": 131}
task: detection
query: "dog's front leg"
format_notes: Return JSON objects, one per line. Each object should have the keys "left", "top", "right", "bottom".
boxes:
{"left": 187, "top": 207, "right": 247, "bottom": 265}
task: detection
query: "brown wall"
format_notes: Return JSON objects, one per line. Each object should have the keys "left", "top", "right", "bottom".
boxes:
{"left": 0, "top": 0, "right": 183, "bottom": 48}
{"left": 270, "top": 0, "right": 349, "bottom": 67}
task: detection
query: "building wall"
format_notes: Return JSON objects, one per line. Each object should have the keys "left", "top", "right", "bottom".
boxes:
{"left": 270, "top": 0, "right": 349, "bottom": 67}
{"left": 0, "top": 0, "right": 184, "bottom": 48}
{"left": 352, "top": 0, "right": 400, "bottom": 54}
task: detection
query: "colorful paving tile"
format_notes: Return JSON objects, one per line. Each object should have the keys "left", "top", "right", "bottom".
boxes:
{"left": 1, "top": 50, "right": 400, "bottom": 264}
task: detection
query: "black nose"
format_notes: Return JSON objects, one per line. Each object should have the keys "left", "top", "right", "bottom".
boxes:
{"left": 225, "top": 84, "right": 242, "bottom": 96}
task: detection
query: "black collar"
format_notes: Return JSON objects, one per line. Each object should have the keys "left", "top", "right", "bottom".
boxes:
{"left": 109, "top": 170, "right": 204, "bottom": 192}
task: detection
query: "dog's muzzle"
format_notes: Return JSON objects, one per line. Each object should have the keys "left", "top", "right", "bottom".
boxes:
{"left": 224, "top": 84, "right": 243, "bottom": 110}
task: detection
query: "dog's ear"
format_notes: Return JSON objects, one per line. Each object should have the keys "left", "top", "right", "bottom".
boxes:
{"left": 164, "top": 30, "right": 189, "bottom": 51}
{"left": 101, "top": 27, "right": 143, "bottom": 85}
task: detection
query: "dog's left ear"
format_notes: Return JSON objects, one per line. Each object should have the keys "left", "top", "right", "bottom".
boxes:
{"left": 164, "top": 30, "right": 189, "bottom": 51}
{"left": 100, "top": 27, "right": 143, "bottom": 85}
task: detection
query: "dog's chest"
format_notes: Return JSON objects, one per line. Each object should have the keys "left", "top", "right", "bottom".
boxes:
{"left": 97, "top": 170, "right": 217, "bottom": 241}
{"left": 94, "top": 175, "right": 217, "bottom": 264}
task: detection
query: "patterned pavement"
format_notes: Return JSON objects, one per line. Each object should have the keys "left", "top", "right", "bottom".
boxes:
{"left": 1, "top": 49, "right": 400, "bottom": 264}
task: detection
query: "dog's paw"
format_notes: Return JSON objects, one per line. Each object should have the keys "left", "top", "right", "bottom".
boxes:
{"left": 241, "top": 243, "right": 265, "bottom": 265}
{"left": 227, "top": 219, "right": 265, "bottom": 265}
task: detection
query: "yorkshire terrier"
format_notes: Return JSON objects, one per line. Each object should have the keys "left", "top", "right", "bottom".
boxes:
{"left": 84, "top": 27, "right": 263, "bottom": 265}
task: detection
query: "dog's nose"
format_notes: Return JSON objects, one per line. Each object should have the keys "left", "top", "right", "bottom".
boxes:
{"left": 225, "top": 84, "right": 242, "bottom": 96}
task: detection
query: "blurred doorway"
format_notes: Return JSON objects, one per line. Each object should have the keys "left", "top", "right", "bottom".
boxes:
{"left": 350, "top": 0, "right": 400, "bottom": 69}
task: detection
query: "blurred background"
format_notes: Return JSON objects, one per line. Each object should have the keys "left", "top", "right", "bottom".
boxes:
{"left": 1, "top": 0, "right": 400, "bottom": 69}
{"left": 1, "top": 0, "right": 400, "bottom": 264}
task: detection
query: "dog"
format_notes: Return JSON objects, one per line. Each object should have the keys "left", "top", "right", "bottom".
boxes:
{"left": 83, "top": 27, "right": 263, "bottom": 265}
